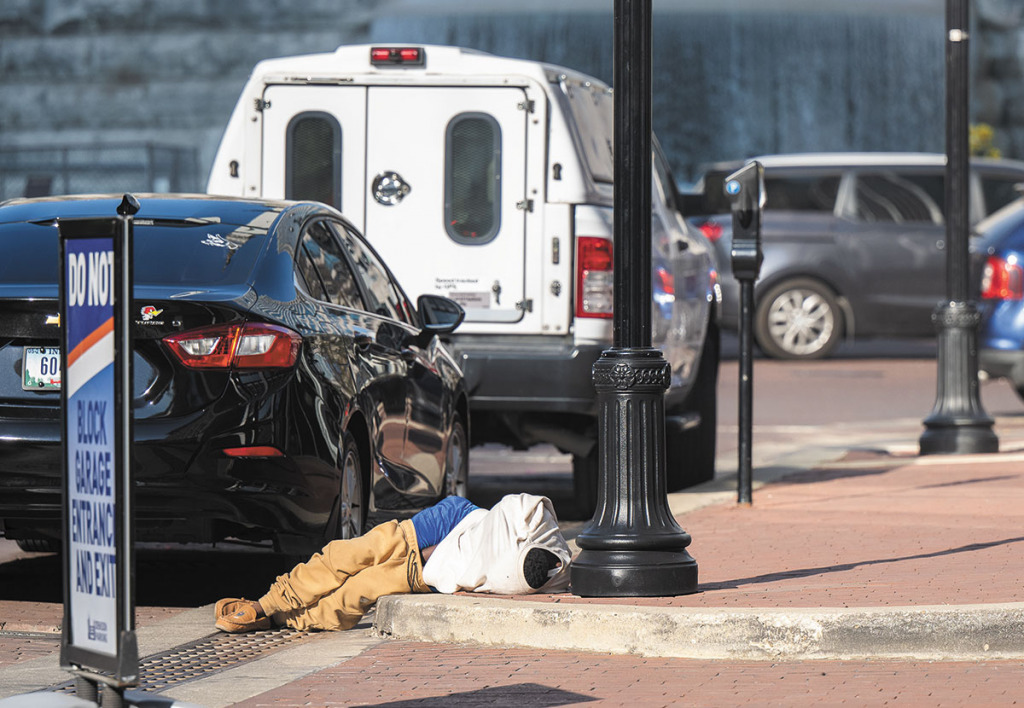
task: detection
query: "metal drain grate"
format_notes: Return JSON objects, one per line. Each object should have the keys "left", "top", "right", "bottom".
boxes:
{"left": 56, "top": 627, "right": 313, "bottom": 693}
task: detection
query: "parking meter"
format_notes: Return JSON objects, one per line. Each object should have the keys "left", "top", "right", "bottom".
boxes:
{"left": 724, "top": 161, "right": 764, "bottom": 506}
{"left": 725, "top": 161, "right": 765, "bottom": 281}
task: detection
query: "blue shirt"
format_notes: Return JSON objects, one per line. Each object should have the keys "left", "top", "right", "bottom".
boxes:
{"left": 410, "top": 496, "right": 479, "bottom": 550}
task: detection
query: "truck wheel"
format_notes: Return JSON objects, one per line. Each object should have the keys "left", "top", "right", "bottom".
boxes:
{"left": 754, "top": 278, "right": 842, "bottom": 360}
{"left": 572, "top": 449, "right": 600, "bottom": 518}
{"left": 666, "top": 324, "right": 719, "bottom": 491}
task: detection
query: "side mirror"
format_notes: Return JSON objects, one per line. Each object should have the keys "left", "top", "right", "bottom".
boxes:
{"left": 417, "top": 294, "right": 465, "bottom": 335}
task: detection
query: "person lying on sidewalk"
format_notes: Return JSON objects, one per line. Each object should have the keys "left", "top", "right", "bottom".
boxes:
{"left": 215, "top": 493, "right": 572, "bottom": 633}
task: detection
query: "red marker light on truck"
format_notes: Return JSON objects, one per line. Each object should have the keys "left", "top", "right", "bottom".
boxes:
{"left": 370, "top": 47, "right": 425, "bottom": 66}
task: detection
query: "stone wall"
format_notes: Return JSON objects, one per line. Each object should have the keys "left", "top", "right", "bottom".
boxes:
{"left": 2, "top": 0, "right": 1024, "bottom": 197}
{"left": 0, "top": 0, "right": 381, "bottom": 192}
{"left": 975, "top": 0, "right": 1024, "bottom": 156}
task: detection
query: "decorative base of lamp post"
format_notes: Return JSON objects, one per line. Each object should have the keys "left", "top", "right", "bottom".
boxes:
{"left": 570, "top": 347, "right": 698, "bottom": 598}
{"left": 919, "top": 301, "right": 998, "bottom": 455}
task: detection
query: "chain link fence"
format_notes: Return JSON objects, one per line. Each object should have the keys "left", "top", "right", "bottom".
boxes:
{"left": 0, "top": 144, "right": 201, "bottom": 202}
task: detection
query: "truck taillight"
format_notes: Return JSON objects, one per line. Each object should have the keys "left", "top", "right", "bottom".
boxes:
{"left": 697, "top": 219, "right": 724, "bottom": 243}
{"left": 576, "top": 236, "right": 614, "bottom": 319}
{"left": 370, "top": 46, "right": 425, "bottom": 66}
{"left": 164, "top": 323, "right": 301, "bottom": 369}
{"left": 981, "top": 255, "right": 1024, "bottom": 300}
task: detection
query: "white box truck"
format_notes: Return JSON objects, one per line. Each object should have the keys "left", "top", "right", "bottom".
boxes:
{"left": 208, "top": 44, "right": 720, "bottom": 512}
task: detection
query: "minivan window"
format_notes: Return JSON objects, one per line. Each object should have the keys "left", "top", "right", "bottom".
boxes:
{"left": 287, "top": 112, "right": 341, "bottom": 209}
{"left": 764, "top": 175, "right": 840, "bottom": 212}
{"left": 445, "top": 113, "right": 501, "bottom": 244}
{"left": 852, "top": 172, "right": 945, "bottom": 224}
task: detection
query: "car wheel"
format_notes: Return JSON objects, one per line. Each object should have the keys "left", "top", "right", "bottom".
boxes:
{"left": 572, "top": 448, "right": 600, "bottom": 518}
{"left": 755, "top": 278, "right": 843, "bottom": 360}
{"left": 336, "top": 431, "right": 367, "bottom": 541}
{"left": 444, "top": 414, "right": 469, "bottom": 499}
{"left": 666, "top": 324, "right": 719, "bottom": 491}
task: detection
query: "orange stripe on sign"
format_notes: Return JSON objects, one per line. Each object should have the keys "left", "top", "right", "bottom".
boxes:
{"left": 67, "top": 317, "right": 114, "bottom": 368}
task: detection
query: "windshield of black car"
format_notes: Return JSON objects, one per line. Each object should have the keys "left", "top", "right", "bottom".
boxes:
{"left": 0, "top": 220, "right": 267, "bottom": 288}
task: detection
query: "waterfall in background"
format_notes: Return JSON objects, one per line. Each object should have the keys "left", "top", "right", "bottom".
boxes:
{"left": 369, "top": 7, "right": 945, "bottom": 182}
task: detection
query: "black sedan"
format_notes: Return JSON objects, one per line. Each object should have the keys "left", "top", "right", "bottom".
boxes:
{"left": 0, "top": 194, "right": 468, "bottom": 555}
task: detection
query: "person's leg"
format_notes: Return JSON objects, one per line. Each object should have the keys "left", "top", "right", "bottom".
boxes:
{"left": 260, "top": 519, "right": 425, "bottom": 627}
{"left": 278, "top": 546, "right": 430, "bottom": 631}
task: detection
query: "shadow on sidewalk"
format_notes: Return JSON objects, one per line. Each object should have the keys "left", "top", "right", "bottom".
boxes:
{"left": 365, "top": 683, "right": 596, "bottom": 707}
{"left": 701, "top": 535, "right": 1024, "bottom": 591}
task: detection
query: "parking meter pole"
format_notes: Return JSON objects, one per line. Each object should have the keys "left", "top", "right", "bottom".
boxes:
{"left": 571, "top": 0, "right": 697, "bottom": 598}
{"left": 919, "top": 0, "right": 998, "bottom": 455}
{"left": 737, "top": 279, "right": 755, "bottom": 505}
{"left": 725, "top": 163, "right": 764, "bottom": 504}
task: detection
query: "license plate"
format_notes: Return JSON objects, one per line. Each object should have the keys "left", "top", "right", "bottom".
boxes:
{"left": 22, "top": 347, "right": 61, "bottom": 390}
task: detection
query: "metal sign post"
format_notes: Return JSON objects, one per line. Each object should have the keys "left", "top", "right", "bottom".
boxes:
{"left": 725, "top": 163, "right": 764, "bottom": 505}
{"left": 59, "top": 195, "right": 140, "bottom": 705}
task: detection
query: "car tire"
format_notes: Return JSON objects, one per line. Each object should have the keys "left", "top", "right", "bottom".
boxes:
{"left": 666, "top": 324, "right": 719, "bottom": 491}
{"left": 335, "top": 431, "right": 367, "bottom": 541}
{"left": 755, "top": 278, "right": 843, "bottom": 360}
{"left": 444, "top": 414, "right": 469, "bottom": 499}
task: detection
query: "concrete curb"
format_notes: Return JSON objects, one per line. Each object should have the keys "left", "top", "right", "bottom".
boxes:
{"left": 374, "top": 595, "right": 1024, "bottom": 661}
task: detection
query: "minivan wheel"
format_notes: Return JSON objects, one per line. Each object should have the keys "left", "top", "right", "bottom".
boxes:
{"left": 336, "top": 431, "right": 367, "bottom": 540}
{"left": 755, "top": 278, "right": 843, "bottom": 360}
{"left": 444, "top": 414, "right": 469, "bottom": 499}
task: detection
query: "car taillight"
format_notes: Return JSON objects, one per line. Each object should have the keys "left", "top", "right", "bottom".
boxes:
{"left": 980, "top": 255, "right": 1024, "bottom": 300}
{"left": 576, "top": 236, "right": 614, "bottom": 319}
{"left": 698, "top": 219, "right": 724, "bottom": 243}
{"left": 164, "top": 323, "right": 301, "bottom": 369}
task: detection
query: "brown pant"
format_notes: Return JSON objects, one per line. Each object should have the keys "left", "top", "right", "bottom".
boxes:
{"left": 258, "top": 519, "right": 429, "bottom": 631}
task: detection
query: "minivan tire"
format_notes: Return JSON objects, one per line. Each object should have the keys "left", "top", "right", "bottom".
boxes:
{"left": 755, "top": 278, "right": 843, "bottom": 360}
{"left": 666, "top": 324, "right": 719, "bottom": 491}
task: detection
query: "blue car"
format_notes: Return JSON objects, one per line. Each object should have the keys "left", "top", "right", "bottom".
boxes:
{"left": 975, "top": 198, "right": 1024, "bottom": 400}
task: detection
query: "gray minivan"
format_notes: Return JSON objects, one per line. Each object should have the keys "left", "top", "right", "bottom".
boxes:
{"left": 686, "top": 153, "right": 1024, "bottom": 359}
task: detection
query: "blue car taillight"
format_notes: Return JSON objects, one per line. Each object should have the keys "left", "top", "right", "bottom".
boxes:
{"left": 980, "top": 255, "right": 1024, "bottom": 301}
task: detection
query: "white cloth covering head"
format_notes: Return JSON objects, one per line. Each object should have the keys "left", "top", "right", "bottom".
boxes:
{"left": 422, "top": 493, "right": 572, "bottom": 595}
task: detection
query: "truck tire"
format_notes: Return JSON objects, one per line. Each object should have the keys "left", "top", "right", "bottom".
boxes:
{"left": 572, "top": 449, "right": 600, "bottom": 518}
{"left": 665, "top": 324, "right": 719, "bottom": 491}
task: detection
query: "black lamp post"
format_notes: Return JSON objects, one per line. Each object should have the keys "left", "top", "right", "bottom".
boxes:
{"left": 570, "top": 0, "right": 698, "bottom": 598}
{"left": 919, "top": 0, "right": 999, "bottom": 455}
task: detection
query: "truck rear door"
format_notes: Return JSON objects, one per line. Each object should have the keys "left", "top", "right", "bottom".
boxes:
{"left": 260, "top": 85, "right": 368, "bottom": 227}
{"left": 364, "top": 86, "right": 530, "bottom": 325}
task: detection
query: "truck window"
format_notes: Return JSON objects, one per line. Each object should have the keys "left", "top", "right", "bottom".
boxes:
{"left": 558, "top": 79, "right": 614, "bottom": 185}
{"left": 287, "top": 112, "right": 341, "bottom": 209}
{"left": 445, "top": 112, "right": 501, "bottom": 245}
